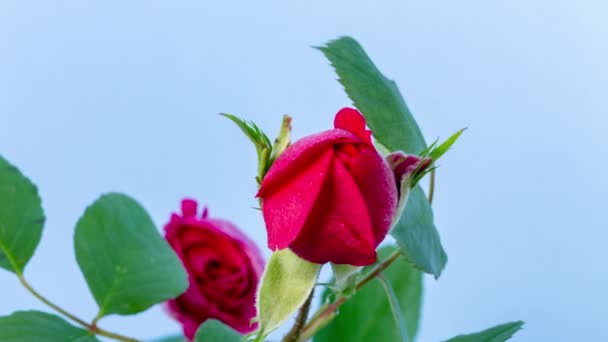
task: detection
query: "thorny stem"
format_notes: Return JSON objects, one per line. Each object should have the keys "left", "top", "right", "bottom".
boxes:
{"left": 355, "top": 251, "right": 401, "bottom": 292}
{"left": 283, "top": 288, "right": 315, "bottom": 342}
{"left": 296, "top": 252, "right": 400, "bottom": 341}
{"left": 297, "top": 172, "right": 437, "bottom": 341}
{"left": 18, "top": 275, "right": 140, "bottom": 342}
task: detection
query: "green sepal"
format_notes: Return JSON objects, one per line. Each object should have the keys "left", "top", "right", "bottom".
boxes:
{"left": 220, "top": 113, "right": 272, "bottom": 154}
{"left": 269, "top": 114, "right": 292, "bottom": 164}
{"left": 254, "top": 249, "right": 321, "bottom": 341}
{"left": 221, "top": 113, "right": 273, "bottom": 183}
{"left": 420, "top": 128, "right": 466, "bottom": 161}
{"left": 331, "top": 263, "right": 362, "bottom": 291}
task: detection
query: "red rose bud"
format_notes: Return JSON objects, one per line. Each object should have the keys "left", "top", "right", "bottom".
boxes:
{"left": 257, "top": 108, "right": 398, "bottom": 266}
{"left": 164, "top": 199, "right": 264, "bottom": 340}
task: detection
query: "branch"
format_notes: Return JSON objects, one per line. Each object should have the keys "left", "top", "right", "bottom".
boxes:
{"left": 283, "top": 288, "right": 315, "bottom": 342}
{"left": 18, "top": 275, "right": 140, "bottom": 342}
{"left": 297, "top": 250, "right": 401, "bottom": 341}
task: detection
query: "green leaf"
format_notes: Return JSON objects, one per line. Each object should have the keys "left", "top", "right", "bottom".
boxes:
{"left": 220, "top": 113, "right": 272, "bottom": 152}
{"left": 0, "top": 155, "right": 45, "bottom": 274}
{"left": 0, "top": 311, "right": 100, "bottom": 341}
{"left": 317, "top": 36, "right": 427, "bottom": 154}
{"left": 194, "top": 319, "right": 240, "bottom": 342}
{"left": 428, "top": 128, "right": 466, "bottom": 161}
{"left": 221, "top": 113, "right": 273, "bottom": 183}
{"left": 443, "top": 321, "right": 525, "bottom": 342}
{"left": 74, "top": 193, "right": 188, "bottom": 318}
{"left": 220, "top": 113, "right": 272, "bottom": 157}
{"left": 378, "top": 275, "right": 409, "bottom": 342}
{"left": 255, "top": 248, "right": 321, "bottom": 340}
{"left": 390, "top": 185, "right": 447, "bottom": 278}
{"left": 149, "top": 334, "right": 187, "bottom": 342}
{"left": 315, "top": 246, "right": 423, "bottom": 342}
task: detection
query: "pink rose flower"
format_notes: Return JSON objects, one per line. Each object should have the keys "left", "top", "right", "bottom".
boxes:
{"left": 164, "top": 199, "right": 264, "bottom": 340}
{"left": 257, "top": 108, "right": 398, "bottom": 266}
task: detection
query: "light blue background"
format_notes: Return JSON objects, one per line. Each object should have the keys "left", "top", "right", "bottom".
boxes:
{"left": 1, "top": 1, "right": 606, "bottom": 341}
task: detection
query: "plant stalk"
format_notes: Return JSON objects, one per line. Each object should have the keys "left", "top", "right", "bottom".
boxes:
{"left": 297, "top": 251, "right": 400, "bottom": 341}
{"left": 428, "top": 168, "right": 436, "bottom": 204}
{"left": 283, "top": 288, "right": 315, "bottom": 342}
{"left": 18, "top": 275, "right": 140, "bottom": 342}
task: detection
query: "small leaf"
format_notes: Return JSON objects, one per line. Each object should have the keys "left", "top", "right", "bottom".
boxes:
{"left": 0, "top": 155, "right": 45, "bottom": 274}
{"left": 255, "top": 249, "right": 321, "bottom": 340}
{"left": 194, "top": 319, "right": 240, "bottom": 342}
{"left": 221, "top": 113, "right": 273, "bottom": 183}
{"left": 418, "top": 139, "right": 439, "bottom": 158}
{"left": 317, "top": 36, "right": 427, "bottom": 154}
{"left": 74, "top": 193, "right": 188, "bottom": 318}
{"left": 443, "top": 321, "right": 525, "bottom": 342}
{"left": 0, "top": 310, "right": 100, "bottom": 341}
{"left": 315, "top": 246, "right": 423, "bottom": 342}
{"left": 390, "top": 185, "right": 447, "bottom": 278}
{"left": 221, "top": 113, "right": 272, "bottom": 153}
{"left": 428, "top": 128, "right": 466, "bottom": 161}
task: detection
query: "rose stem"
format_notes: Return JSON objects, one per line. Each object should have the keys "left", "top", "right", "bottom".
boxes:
{"left": 18, "top": 275, "right": 141, "bottom": 342}
{"left": 282, "top": 288, "right": 315, "bottom": 342}
{"left": 297, "top": 170, "right": 437, "bottom": 341}
{"left": 296, "top": 252, "right": 400, "bottom": 342}
{"left": 428, "top": 168, "right": 436, "bottom": 204}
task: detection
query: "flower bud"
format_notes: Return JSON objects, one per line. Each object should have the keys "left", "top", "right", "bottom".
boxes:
{"left": 257, "top": 108, "right": 398, "bottom": 266}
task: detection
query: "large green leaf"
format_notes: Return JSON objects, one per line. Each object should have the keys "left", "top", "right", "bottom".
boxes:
{"left": 443, "top": 321, "right": 525, "bottom": 342}
{"left": 255, "top": 248, "right": 321, "bottom": 341}
{"left": 391, "top": 185, "right": 447, "bottom": 278}
{"left": 314, "top": 246, "right": 423, "bottom": 342}
{"left": 0, "top": 311, "right": 100, "bottom": 341}
{"left": 0, "top": 155, "right": 45, "bottom": 274}
{"left": 74, "top": 193, "right": 188, "bottom": 318}
{"left": 194, "top": 319, "right": 240, "bottom": 342}
{"left": 377, "top": 275, "right": 409, "bottom": 342}
{"left": 317, "top": 36, "right": 427, "bottom": 154}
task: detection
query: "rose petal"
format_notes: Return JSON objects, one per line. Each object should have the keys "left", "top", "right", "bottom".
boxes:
{"left": 333, "top": 107, "right": 373, "bottom": 146}
{"left": 257, "top": 128, "right": 359, "bottom": 198}
{"left": 289, "top": 156, "right": 377, "bottom": 265}
{"left": 205, "top": 218, "right": 265, "bottom": 276}
{"left": 166, "top": 299, "right": 208, "bottom": 341}
{"left": 260, "top": 146, "right": 334, "bottom": 250}
{"left": 348, "top": 146, "right": 398, "bottom": 245}
{"left": 181, "top": 198, "right": 198, "bottom": 218}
